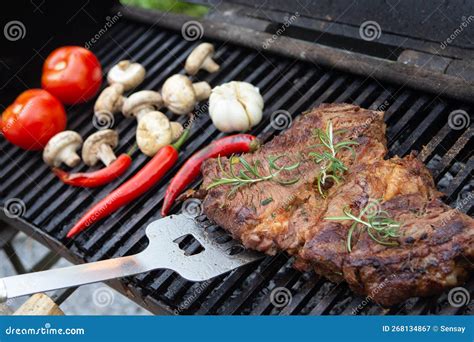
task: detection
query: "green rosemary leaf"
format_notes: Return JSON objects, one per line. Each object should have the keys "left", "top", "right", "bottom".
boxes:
{"left": 282, "top": 161, "right": 301, "bottom": 171}
{"left": 207, "top": 153, "right": 301, "bottom": 197}
{"left": 276, "top": 177, "right": 300, "bottom": 185}
{"left": 324, "top": 201, "right": 402, "bottom": 252}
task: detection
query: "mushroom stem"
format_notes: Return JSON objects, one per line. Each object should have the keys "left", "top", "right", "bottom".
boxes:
{"left": 193, "top": 82, "right": 212, "bottom": 101}
{"left": 63, "top": 151, "right": 81, "bottom": 168}
{"left": 117, "top": 60, "right": 131, "bottom": 69}
{"left": 114, "top": 96, "right": 125, "bottom": 112}
{"left": 97, "top": 144, "right": 117, "bottom": 166}
{"left": 135, "top": 106, "right": 154, "bottom": 121}
{"left": 202, "top": 57, "right": 220, "bottom": 73}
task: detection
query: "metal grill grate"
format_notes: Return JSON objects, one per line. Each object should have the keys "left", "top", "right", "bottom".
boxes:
{"left": 0, "top": 18, "right": 472, "bottom": 315}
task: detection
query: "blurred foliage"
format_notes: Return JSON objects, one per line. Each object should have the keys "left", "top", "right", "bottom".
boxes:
{"left": 121, "top": 0, "right": 209, "bottom": 17}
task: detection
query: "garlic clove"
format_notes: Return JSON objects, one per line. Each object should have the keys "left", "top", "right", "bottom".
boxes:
{"left": 243, "top": 100, "right": 263, "bottom": 127}
{"left": 234, "top": 82, "right": 264, "bottom": 126}
{"left": 210, "top": 99, "right": 250, "bottom": 132}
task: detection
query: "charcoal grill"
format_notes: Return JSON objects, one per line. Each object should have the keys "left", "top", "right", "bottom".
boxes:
{"left": 0, "top": 1, "right": 473, "bottom": 315}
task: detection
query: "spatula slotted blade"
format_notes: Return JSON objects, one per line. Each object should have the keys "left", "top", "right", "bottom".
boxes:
{"left": 0, "top": 214, "right": 263, "bottom": 302}
{"left": 145, "top": 214, "right": 263, "bottom": 281}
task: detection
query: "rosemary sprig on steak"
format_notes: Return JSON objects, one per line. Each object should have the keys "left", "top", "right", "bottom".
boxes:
{"left": 325, "top": 200, "right": 401, "bottom": 252}
{"left": 309, "top": 121, "right": 358, "bottom": 196}
{"left": 206, "top": 154, "right": 301, "bottom": 198}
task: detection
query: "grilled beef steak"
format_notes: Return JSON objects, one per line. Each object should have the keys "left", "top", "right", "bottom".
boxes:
{"left": 200, "top": 103, "right": 474, "bottom": 306}
{"left": 201, "top": 103, "right": 387, "bottom": 255}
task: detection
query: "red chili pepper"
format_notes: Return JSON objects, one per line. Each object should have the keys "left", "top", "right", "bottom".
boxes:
{"left": 67, "top": 129, "right": 190, "bottom": 238}
{"left": 52, "top": 154, "right": 132, "bottom": 188}
{"left": 161, "top": 134, "right": 259, "bottom": 216}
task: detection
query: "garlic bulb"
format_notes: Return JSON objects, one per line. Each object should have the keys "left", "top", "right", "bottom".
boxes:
{"left": 209, "top": 81, "right": 264, "bottom": 132}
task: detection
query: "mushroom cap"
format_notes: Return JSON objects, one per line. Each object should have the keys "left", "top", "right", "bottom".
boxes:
{"left": 161, "top": 74, "right": 196, "bottom": 115}
{"left": 82, "top": 129, "right": 119, "bottom": 166}
{"left": 43, "top": 131, "right": 83, "bottom": 167}
{"left": 94, "top": 83, "right": 125, "bottom": 116}
{"left": 185, "top": 43, "right": 215, "bottom": 76}
{"left": 107, "top": 60, "right": 146, "bottom": 91}
{"left": 122, "top": 90, "right": 163, "bottom": 118}
{"left": 136, "top": 111, "right": 172, "bottom": 157}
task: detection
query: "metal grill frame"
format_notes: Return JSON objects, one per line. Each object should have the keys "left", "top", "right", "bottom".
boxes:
{"left": 0, "top": 8, "right": 472, "bottom": 315}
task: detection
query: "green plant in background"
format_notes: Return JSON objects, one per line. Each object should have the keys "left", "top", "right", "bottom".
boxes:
{"left": 121, "top": 0, "right": 209, "bottom": 17}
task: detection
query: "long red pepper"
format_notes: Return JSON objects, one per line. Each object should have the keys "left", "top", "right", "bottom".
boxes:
{"left": 52, "top": 154, "right": 132, "bottom": 188}
{"left": 161, "top": 134, "right": 259, "bottom": 216}
{"left": 67, "top": 129, "right": 190, "bottom": 238}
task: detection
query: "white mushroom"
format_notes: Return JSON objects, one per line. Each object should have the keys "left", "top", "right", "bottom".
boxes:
{"left": 122, "top": 90, "right": 173, "bottom": 156}
{"left": 107, "top": 60, "right": 146, "bottom": 91}
{"left": 122, "top": 90, "right": 163, "bottom": 120}
{"left": 94, "top": 83, "right": 125, "bottom": 118}
{"left": 185, "top": 43, "right": 220, "bottom": 76}
{"left": 43, "top": 131, "right": 83, "bottom": 168}
{"left": 161, "top": 74, "right": 211, "bottom": 115}
{"left": 209, "top": 81, "right": 264, "bottom": 132}
{"left": 136, "top": 111, "right": 172, "bottom": 156}
{"left": 82, "top": 129, "right": 119, "bottom": 167}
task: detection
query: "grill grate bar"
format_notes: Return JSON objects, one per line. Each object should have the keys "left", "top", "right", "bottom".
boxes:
{"left": 333, "top": 78, "right": 363, "bottom": 103}
{"left": 392, "top": 102, "right": 447, "bottom": 156}
{"left": 249, "top": 265, "right": 301, "bottom": 315}
{"left": 386, "top": 96, "right": 429, "bottom": 145}
{"left": 444, "top": 156, "right": 473, "bottom": 201}
{"left": 286, "top": 73, "right": 333, "bottom": 115}
{"left": 368, "top": 87, "right": 395, "bottom": 110}
{"left": 383, "top": 91, "right": 412, "bottom": 122}
{"left": 92, "top": 22, "right": 141, "bottom": 58}
{"left": 279, "top": 275, "right": 322, "bottom": 315}
{"left": 353, "top": 83, "right": 380, "bottom": 107}
{"left": 432, "top": 127, "right": 473, "bottom": 180}
{"left": 217, "top": 254, "right": 290, "bottom": 315}
{"left": 418, "top": 124, "right": 454, "bottom": 164}
{"left": 195, "top": 258, "right": 274, "bottom": 315}
{"left": 99, "top": 27, "right": 150, "bottom": 67}
{"left": 309, "top": 283, "right": 346, "bottom": 315}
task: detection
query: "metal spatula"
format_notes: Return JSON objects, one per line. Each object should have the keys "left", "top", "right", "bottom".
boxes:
{"left": 0, "top": 214, "right": 263, "bottom": 303}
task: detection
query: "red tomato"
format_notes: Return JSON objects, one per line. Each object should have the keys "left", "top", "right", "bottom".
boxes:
{"left": 1, "top": 89, "right": 67, "bottom": 150}
{"left": 41, "top": 46, "right": 102, "bottom": 104}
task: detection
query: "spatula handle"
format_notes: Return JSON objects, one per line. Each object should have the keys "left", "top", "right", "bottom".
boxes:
{"left": 0, "top": 251, "right": 151, "bottom": 303}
